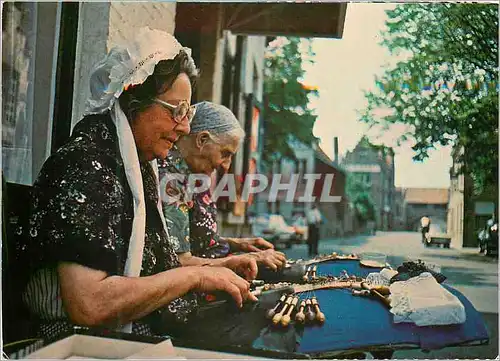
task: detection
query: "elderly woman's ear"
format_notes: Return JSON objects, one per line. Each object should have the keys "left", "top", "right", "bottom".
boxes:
{"left": 195, "top": 131, "right": 212, "bottom": 149}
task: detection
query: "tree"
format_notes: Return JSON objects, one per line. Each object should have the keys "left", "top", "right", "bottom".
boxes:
{"left": 361, "top": 3, "right": 498, "bottom": 194}
{"left": 263, "top": 37, "right": 319, "bottom": 164}
{"left": 346, "top": 173, "right": 376, "bottom": 224}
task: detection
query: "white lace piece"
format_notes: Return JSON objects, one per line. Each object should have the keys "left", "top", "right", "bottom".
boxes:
{"left": 389, "top": 272, "right": 466, "bottom": 326}
{"left": 366, "top": 268, "right": 398, "bottom": 286}
{"left": 85, "top": 27, "right": 192, "bottom": 115}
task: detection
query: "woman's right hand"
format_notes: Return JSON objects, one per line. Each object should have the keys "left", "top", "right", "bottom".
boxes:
{"left": 193, "top": 266, "right": 258, "bottom": 308}
{"left": 249, "top": 249, "right": 287, "bottom": 271}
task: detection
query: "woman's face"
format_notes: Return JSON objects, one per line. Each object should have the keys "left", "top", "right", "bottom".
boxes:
{"left": 131, "top": 73, "right": 192, "bottom": 161}
{"left": 186, "top": 133, "right": 241, "bottom": 176}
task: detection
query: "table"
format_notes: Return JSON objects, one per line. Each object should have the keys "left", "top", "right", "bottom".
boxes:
{"left": 173, "top": 259, "right": 489, "bottom": 359}
{"left": 12, "top": 260, "right": 490, "bottom": 360}
{"left": 292, "top": 259, "right": 489, "bottom": 358}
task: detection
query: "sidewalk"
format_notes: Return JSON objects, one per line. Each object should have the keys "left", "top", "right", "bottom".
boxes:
{"left": 456, "top": 246, "right": 499, "bottom": 262}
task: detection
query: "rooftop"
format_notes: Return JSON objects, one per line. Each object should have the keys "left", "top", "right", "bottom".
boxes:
{"left": 315, "top": 146, "right": 346, "bottom": 174}
{"left": 404, "top": 188, "right": 449, "bottom": 205}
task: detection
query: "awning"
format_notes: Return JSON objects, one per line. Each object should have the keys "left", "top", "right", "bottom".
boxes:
{"left": 175, "top": 3, "right": 347, "bottom": 39}
{"left": 224, "top": 3, "right": 346, "bottom": 38}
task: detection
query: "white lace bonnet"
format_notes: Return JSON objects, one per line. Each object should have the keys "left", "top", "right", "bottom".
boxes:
{"left": 85, "top": 26, "right": 192, "bottom": 115}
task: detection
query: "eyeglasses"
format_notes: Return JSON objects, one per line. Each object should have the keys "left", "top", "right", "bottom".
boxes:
{"left": 153, "top": 98, "right": 196, "bottom": 124}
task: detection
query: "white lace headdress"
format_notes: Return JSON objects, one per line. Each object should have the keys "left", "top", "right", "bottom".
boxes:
{"left": 83, "top": 27, "right": 193, "bottom": 332}
{"left": 85, "top": 27, "right": 191, "bottom": 115}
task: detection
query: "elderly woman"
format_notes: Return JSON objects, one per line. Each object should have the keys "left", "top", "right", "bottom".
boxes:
{"left": 160, "top": 101, "right": 286, "bottom": 271}
{"left": 19, "top": 28, "right": 257, "bottom": 340}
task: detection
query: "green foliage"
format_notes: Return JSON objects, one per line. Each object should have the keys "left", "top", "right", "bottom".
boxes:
{"left": 362, "top": 3, "right": 498, "bottom": 193}
{"left": 263, "top": 37, "right": 319, "bottom": 163}
{"left": 346, "top": 173, "right": 376, "bottom": 223}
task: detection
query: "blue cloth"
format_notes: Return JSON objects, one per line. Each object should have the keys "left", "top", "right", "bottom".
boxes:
{"left": 417, "top": 285, "right": 489, "bottom": 350}
{"left": 296, "top": 260, "right": 489, "bottom": 354}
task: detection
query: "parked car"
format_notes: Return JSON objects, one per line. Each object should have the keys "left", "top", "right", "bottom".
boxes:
{"left": 251, "top": 214, "right": 296, "bottom": 249}
{"left": 478, "top": 218, "right": 498, "bottom": 257}
{"left": 423, "top": 223, "right": 451, "bottom": 248}
{"left": 486, "top": 220, "right": 498, "bottom": 257}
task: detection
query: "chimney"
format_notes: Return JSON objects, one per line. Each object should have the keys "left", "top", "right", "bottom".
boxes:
{"left": 333, "top": 137, "right": 339, "bottom": 165}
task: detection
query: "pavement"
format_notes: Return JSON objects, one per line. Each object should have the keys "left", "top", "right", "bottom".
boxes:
{"left": 281, "top": 231, "right": 499, "bottom": 359}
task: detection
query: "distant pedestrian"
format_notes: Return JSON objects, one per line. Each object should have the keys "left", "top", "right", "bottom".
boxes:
{"left": 420, "top": 216, "right": 431, "bottom": 242}
{"left": 307, "top": 204, "right": 322, "bottom": 257}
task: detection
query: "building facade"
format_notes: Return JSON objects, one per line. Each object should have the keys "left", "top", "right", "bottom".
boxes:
{"left": 341, "top": 137, "right": 396, "bottom": 231}
{"left": 2, "top": 2, "right": 179, "bottom": 187}
{"left": 447, "top": 146, "right": 498, "bottom": 248}
{"left": 404, "top": 188, "right": 449, "bottom": 231}
{"left": 250, "top": 139, "right": 349, "bottom": 238}
{"left": 313, "top": 146, "right": 349, "bottom": 238}
{"left": 2, "top": 2, "right": 348, "bottom": 239}
{"left": 393, "top": 187, "right": 407, "bottom": 231}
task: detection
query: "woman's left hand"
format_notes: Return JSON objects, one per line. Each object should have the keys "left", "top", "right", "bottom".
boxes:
{"left": 233, "top": 237, "right": 274, "bottom": 252}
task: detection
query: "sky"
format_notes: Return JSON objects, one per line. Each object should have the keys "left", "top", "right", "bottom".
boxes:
{"left": 303, "top": 3, "right": 452, "bottom": 189}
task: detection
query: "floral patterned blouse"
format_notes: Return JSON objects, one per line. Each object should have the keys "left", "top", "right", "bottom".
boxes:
{"left": 159, "top": 148, "right": 230, "bottom": 259}
{"left": 19, "top": 113, "right": 197, "bottom": 337}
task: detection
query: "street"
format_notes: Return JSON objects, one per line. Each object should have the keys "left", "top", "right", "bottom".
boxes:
{"left": 282, "top": 231, "right": 499, "bottom": 359}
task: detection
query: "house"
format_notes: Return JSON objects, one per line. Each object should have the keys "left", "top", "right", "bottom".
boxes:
{"left": 313, "top": 145, "right": 350, "bottom": 238}
{"left": 341, "top": 137, "right": 396, "bottom": 231}
{"left": 404, "top": 188, "right": 449, "bottom": 231}
{"left": 248, "top": 136, "right": 350, "bottom": 237}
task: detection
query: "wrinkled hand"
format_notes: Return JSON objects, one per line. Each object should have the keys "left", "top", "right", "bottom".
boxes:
{"left": 220, "top": 254, "right": 259, "bottom": 281}
{"left": 249, "top": 249, "right": 287, "bottom": 271}
{"left": 194, "top": 266, "right": 258, "bottom": 308}
{"left": 238, "top": 237, "right": 274, "bottom": 252}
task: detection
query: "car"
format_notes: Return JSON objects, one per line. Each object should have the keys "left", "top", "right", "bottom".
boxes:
{"left": 478, "top": 218, "right": 498, "bottom": 257}
{"left": 486, "top": 221, "right": 498, "bottom": 257}
{"left": 423, "top": 223, "right": 451, "bottom": 248}
{"left": 251, "top": 214, "right": 296, "bottom": 249}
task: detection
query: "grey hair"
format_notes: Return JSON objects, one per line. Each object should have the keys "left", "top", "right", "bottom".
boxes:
{"left": 190, "top": 101, "right": 245, "bottom": 144}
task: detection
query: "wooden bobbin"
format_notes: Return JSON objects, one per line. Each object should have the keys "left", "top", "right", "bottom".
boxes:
{"left": 272, "top": 295, "right": 293, "bottom": 325}
{"left": 360, "top": 282, "right": 392, "bottom": 308}
{"left": 352, "top": 289, "right": 371, "bottom": 297}
{"left": 280, "top": 297, "right": 299, "bottom": 327}
{"left": 295, "top": 300, "right": 307, "bottom": 324}
{"left": 266, "top": 294, "right": 287, "bottom": 319}
{"left": 311, "top": 297, "right": 326, "bottom": 324}
{"left": 302, "top": 266, "right": 312, "bottom": 282}
{"left": 311, "top": 265, "right": 318, "bottom": 281}
{"left": 305, "top": 298, "right": 316, "bottom": 323}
